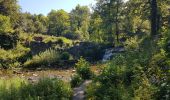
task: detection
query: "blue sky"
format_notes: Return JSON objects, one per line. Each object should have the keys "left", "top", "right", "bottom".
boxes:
{"left": 18, "top": 0, "right": 96, "bottom": 15}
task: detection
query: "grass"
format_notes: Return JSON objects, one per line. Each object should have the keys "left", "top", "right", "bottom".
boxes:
{"left": 24, "top": 48, "right": 60, "bottom": 68}
{"left": 19, "top": 32, "right": 73, "bottom": 46}
{"left": 0, "top": 77, "right": 72, "bottom": 100}
{"left": 33, "top": 34, "right": 73, "bottom": 45}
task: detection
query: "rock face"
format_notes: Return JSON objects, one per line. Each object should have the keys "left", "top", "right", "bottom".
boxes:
{"left": 30, "top": 41, "right": 52, "bottom": 55}
{"left": 67, "top": 42, "right": 111, "bottom": 62}
{"left": 0, "top": 34, "right": 18, "bottom": 50}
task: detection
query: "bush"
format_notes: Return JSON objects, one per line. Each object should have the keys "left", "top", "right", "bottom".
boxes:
{"left": 75, "top": 57, "right": 92, "bottom": 80}
{"left": 20, "top": 78, "right": 72, "bottom": 99}
{"left": 60, "top": 52, "right": 70, "bottom": 60}
{"left": 24, "top": 49, "right": 59, "bottom": 68}
{"left": 70, "top": 74, "right": 83, "bottom": 88}
{"left": 0, "top": 77, "right": 72, "bottom": 99}
{"left": 86, "top": 52, "right": 156, "bottom": 100}
{"left": 0, "top": 43, "right": 30, "bottom": 69}
{"left": 57, "top": 38, "right": 64, "bottom": 47}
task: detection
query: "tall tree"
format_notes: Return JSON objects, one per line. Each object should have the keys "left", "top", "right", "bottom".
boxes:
{"left": 0, "top": 0, "right": 20, "bottom": 28}
{"left": 47, "top": 9, "right": 70, "bottom": 36}
{"left": 70, "top": 5, "right": 90, "bottom": 40}
{"left": 89, "top": 12, "right": 104, "bottom": 43}
{"left": 123, "top": 0, "right": 150, "bottom": 34}
{"left": 95, "top": 0, "right": 123, "bottom": 43}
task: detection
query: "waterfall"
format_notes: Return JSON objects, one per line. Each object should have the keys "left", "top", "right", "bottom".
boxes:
{"left": 102, "top": 46, "right": 125, "bottom": 62}
{"left": 102, "top": 48, "right": 114, "bottom": 62}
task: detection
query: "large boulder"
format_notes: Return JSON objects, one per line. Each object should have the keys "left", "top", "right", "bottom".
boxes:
{"left": 30, "top": 41, "right": 52, "bottom": 55}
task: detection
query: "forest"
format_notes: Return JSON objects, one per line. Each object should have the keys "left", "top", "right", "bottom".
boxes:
{"left": 0, "top": 0, "right": 170, "bottom": 100}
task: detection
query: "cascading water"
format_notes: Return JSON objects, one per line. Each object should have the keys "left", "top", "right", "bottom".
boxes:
{"left": 102, "top": 48, "right": 114, "bottom": 62}
{"left": 102, "top": 46, "right": 125, "bottom": 62}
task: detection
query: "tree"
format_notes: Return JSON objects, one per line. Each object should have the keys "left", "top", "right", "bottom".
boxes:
{"left": 33, "top": 14, "right": 48, "bottom": 33}
{"left": 150, "top": 0, "right": 158, "bottom": 36}
{"left": 70, "top": 5, "right": 90, "bottom": 40}
{"left": 19, "top": 13, "right": 48, "bottom": 34}
{"left": 89, "top": 12, "right": 104, "bottom": 43}
{"left": 19, "top": 12, "right": 36, "bottom": 33}
{"left": 95, "top": 0, "right": 123, "bottom": 43}
{"left": 0, "top": 14, "right": 17, "bottom": 49}
{"left": 0, "top": 0, "right": 20, "bottom": 28}
{"left": 47, "top": 9, "right": 70, "bottom": 36}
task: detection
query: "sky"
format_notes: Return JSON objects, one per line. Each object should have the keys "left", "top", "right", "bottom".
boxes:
{"left": 18, "top": 0, "right": 97, "bottom": 15}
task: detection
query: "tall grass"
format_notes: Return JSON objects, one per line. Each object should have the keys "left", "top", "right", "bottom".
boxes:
{"left": 0, "top": 77, "right": 72, "bottom": 99}
{"left": 24, "top": 49, "right": 59, "bottom": 68}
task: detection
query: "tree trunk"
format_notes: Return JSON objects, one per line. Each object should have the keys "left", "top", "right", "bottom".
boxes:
{"left": 151, "top": 0, "right": 158, "bottom": 36}
{"left": 116, "top": 0, "right": 119, "bottom": 43}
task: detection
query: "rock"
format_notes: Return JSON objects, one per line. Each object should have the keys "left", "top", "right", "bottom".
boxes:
{"left": 72, "top": 70, "right": 76, "bottom": 72}
{"left": 33, "top": 74, "right": 38, "bottom": 77}
{"left": 67, "top": 42, "right": 107, "bottom": 62}
{"left": 28, "top": 77, "right": 33, "bottom": 81}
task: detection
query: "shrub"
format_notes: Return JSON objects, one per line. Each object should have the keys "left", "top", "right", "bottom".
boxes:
{"left": 0, "top": 77, "right": 72, "bottom": 99}
{"left": 125, "top": 36, "right": 141, "bottom": 50}
{"left": 24, "top": 49, "right": 59, "bottom": 68}
{"left": 86, "top": 52, "right": 156, "bottom": 100}
{"left": 57, "top": 38, "right": 64, "bottom": 47}
{"left": 0, "top": 43, "right": 30, "bottom": 69}
{"left": 60, "top": 52, "right": 70, "bottom": 60}
{"left": 75, "top": 57, "right": 92, "bottom": 80}
{"left": 19, "top": 78, "right": 72, "bottom": 99}
{"left": 70, "top": 74, "right": 83, "bottom": 88}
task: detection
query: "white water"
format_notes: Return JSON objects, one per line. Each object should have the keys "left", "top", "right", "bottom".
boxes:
{"left": 102, "top": 46, "right": 125, "bottom": 62}
{"left": 102, "top": 48, "right": 114, "bottom": 62}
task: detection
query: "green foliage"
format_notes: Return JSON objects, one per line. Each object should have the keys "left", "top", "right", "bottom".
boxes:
{"left": 21, "top": 13, "right": 48, "bottom": 34}
{"left": 125, "top": 36, "right": 142, "bottom": 50}
{"left": 60, "top": 52, "right": 70, "bottom": 60}
{"left": 0, "top": 14, "right": 13, "bottom": 34}
{"left": 70, "top": 5, "right": 90, "bottom": 40}
{"left": 86, "top": 53, "right": 156, "bottom": 100}
{"left": 75, "top": 57, "right": 92, "bottom": 80}
{"left": 24, "top": 49, "right": 59, "bottom": 68}
{"left": 89, "top": 13, "right": 104, "bottom": 43}
{"left": 0, "top": 43, "right": 30, "bottom": 69}
{"left": 70, "top": 74, "right": 83, "bottom": 88}
{"left": 0, "top": 0, "right": 20, "bottom": 26}
{"left": 48, "top": 9, "right": 70, "bottom": 36}
{"left": 0, "top": 77, "right": 72, "bottom": 99}
{"left": 33, "top": 34, "right": 73, "bottom": 46}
